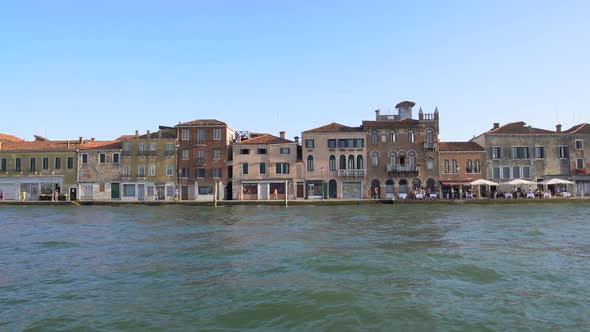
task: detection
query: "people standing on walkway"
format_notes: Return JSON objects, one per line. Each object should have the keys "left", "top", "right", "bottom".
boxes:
{"left": 0, "top": 191, "right": 4, "bottom": 200}
{"left": 21, "top": 191, "right": 27, "bottom": 201}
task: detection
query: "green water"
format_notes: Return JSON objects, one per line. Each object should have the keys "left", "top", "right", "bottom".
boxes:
{"left": 1, "top": 204, "right": 589, "bottom": 331}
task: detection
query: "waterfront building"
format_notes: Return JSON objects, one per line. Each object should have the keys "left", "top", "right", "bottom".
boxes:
{"left": 232, "top": 132, "right": 303, "bottom": 200}
{"left": 301, "top": 123, "right": 367, "bottom": 199}
{"left": 119, "top": 129, "right": 178, "bottom": 201}
{"left": 438, "top": 142, "right": 486, "bottom": 198}
{"left": 362, "top": 101, "right": 440, "bottom": 198}
{"left": 0, "top": 136, "right": 83, "bottom": 200}
{"left": 176, "top": 120, "right": 234, "bottom": 200}
{"left": 564, "top": 123, "right": 590, "bottom": 195}
{"left": 77, "top": 140, "right": 123, "bottom": 201}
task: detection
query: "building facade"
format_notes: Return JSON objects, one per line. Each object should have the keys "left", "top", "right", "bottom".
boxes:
{"left": 301, "top": 122, "right": 367, "bottom": 199}
{"left": 438, "top": 142, "right": 486, "bottom": 198}
{"left": 564, "top": 123, "right": 590, "bottom": 195}
{"left": 77, "top": 140, "right": 123, "bottom": 201}
{"left": 176, "top": 120, "right": 234, "bottom": 200}
{"left": 232, "top": 132, "right": 302, "bottom": 200}
{"left": 362, "top": 101, "right": 440, "bottom": 198}
{"left": 119, "top": 129, "right": 178, "bottom": 201}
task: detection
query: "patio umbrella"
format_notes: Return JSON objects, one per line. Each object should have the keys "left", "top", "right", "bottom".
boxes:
{"left": 469, "top": 179, "right": 499, "bottom": 186}
{"left": 504, "top": 179, "right": 537, "bottom": 186}
{"left": 541, "top": 178, "right": 575, "bottom": 185}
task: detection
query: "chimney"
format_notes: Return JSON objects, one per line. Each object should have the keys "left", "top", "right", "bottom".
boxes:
{"left": 279, "top": 131, "right": 286, "bottom": 139}
{"left": 556, "top": 124, "right": 562, "bottom": 133}
{"left": 158, "top": 131, "right": 162, "bottom": 139}
{"left": 147, "top": 130, "right": 151, "bottom": 139}
{"left": 294, "top": 136, "right": 300, "bottom": 145}
{"left": 375, "top": 109, "right": 381, "bottom": 120}
{"left": 135, "top": 130, "right": 139, "bottom": 138}
{"left": 79, "top": 137, "right": 83, "bottom": 144}
{"left": 67, "top": 141, "right": 70, "bottom": 149}
{"left": 493, "top": 123, "right": 500, "bottom": 129}
{"left": 91, "top": 138, "right": 95, "bottom": 141}
{"left": 0, "top": 142, "right": 3, "bottom": 150}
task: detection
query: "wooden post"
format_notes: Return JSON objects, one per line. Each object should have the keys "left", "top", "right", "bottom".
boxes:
{"left": 214, "top": 182, "right": 218, "bottom": 207}
{"left": 285, "top": 180, "right": 288, "bottom": 207}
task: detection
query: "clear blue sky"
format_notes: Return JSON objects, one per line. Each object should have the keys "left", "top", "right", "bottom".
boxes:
{"left": 1, "top": 1, "right": 589, "bottom": 141}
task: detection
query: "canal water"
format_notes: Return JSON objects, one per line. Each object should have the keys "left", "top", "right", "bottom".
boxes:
{"left": 1, "top": 204, "right": 589, "bottom": 331}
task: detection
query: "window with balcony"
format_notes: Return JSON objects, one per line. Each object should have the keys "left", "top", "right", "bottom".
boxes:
{"left": 139, "top": 143, "right": 146, "bottom": 152}
{"left": 150, "top": 143, "right": 156, "bottom": 152}
{"left": 491, "top": 146, "right": 501, "bottom": 160}
{"left": 197, "top": 150, "right": 205, "bottom": 164}
{"left": 426, "top": 129, "right": 434, "bottom": 143}
{"left": 166, "top": 143, "right": 175, "bottom": 156}
{"left": 357, "top": 155, "right": 364, "bottom": 170}
{"left": 535, "top": 146, "right": 545, "bottom": 159}
{"left": 348, "top": 155, "right": 355, "bottom": 170}
{"left": 408, "top": 151, "right": 416, "bottom": 167}
{"left": 389, "top": 152, "right": 397, "bottom": 167}
{"left": 339, "top": 155, "right": 346, "bottom": 169}
{"left": 307, "top": 156, "right": 314, "bottom": 171}
{"left": 577, "top": 158, "right": 585, "bottom": 170}
{"left": 329, "top": 155, "right": 336, "bottom": 171}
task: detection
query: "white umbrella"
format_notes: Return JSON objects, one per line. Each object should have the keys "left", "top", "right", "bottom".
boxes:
{"left": 504, "top": 179, "right": 537, "bottom": 186}
{"left": 469, "top": 179, "right": 499, "bottom": 186}
{"left": 541, "top": 178, "right": 575, "bottom": 185}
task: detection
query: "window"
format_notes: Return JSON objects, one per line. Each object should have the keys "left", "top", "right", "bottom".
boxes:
{"left": 181, "top": 130, "right": 189, "bottom": 141}
{"left": 123, "top": 184, "right": 136, "bottom": 197}
{"left": 199, "top": 186, "right": 214, "bottom": 195}
{"left": 357, "top": 155, "right": 364, "bottom": 170}
{"left": 166, "top": 143, "right": 175, "bottom": 154}
{"left": 240, "top": 148, "right": 250, "bottom": 155}
{"left": 305, "top": 139, "right": 315, "bottom": 148}
{"left": 307, "top": 155, "right": 314, "bottom": 171}
{"left": 99, "top": 153, "right": 106, "bottom": 163}
{"left": 212, "top": 168, "right": 222, "bottom": 178}
{"left": 123, "top": 165, "right": 130, "bottom": 177}
{"left": 328, "top": 139, "right": 337, "bottom": 148}
{"left": 257, "top": 148, "right": 267, "bottom": 155}
{"left": 197, "top": 129, "right": 205, "bottom": 144}
{"left": 260, "top": 163, "right": 267, "bottom": 175}
{"left": 491, "top": 146, "right": 501, "bottom": 160}
{"left": 444, "top": 160, "right": 450, "bottom": 173}
{"left": 535, "top": 146, "right": 545, "bottom": 159}
{"left": 577, "top": 158, "right": 585, "bottom": 169}
{"left": 348, "top": 155, "right": 355, "bottom": 169}
{"left": 67, "top": 157, "right": 74, "bottom": 169}
{"left": 55, "top": 157, "right": 61, "bottom": 170}
{"left": 113, "top": 153, "right": 120, "bottom": 164}
{"left": 139, "top": 165, "right": 145, "bottom": 177}
{"left": 166, "top": 164, "right": 174, "bottom": 176}
{"left": 181, "top": 168, "right": 189, "bottom": 178}
{"left": 30, "top": 157, "right": 36, "bottom": 172}
{"left": 43, "top": 157, "right": 49, "bottom": 170}
{"left": 390, "top": 152, "right": 398, "bottom": 167}
{"left": 329, "top": 155, "right": 336, "bottom": 171}
{"left": 276, "top": 163, "right": 289, "bottom": 174}
{"left": 502, "top": 167, "right": 511, "bottom": 179}
{"left": 466, "top": 160, "right": 473, "bottom": 173}
{"left": 82, "top": 153, "right": 88, "bottom": 164}
{"left": 452, "top": 160, "right": 458, "bottom": 173}
{"left": 426, "top": 157, "right": 434, "bottom": 171}
{"left": 512, "top": 147, "right": 530, "bottom": 159}
{"left": 474, "top": 160, "right": 481, "bottom": 173}
{"left": 389, "top": 130, "right": 396, "bottom": 143}
{"left": 150, "top": 143, "right": 156, "bottom": 152}
{"left": 559, "top": 146, "right": 568, "bottom": 159}
{"left": 372, "top": 130, "right": 378, "bottom": 144}
{"left": 15, "top": 158, "right": 22, "bottom": 172}
{"left": 513, "top": 166, "right": 521, "bottom": 179}
{"left": 426, "top": 129, "right": 434, "bottom": 143}
{"left": 338, "top": 139, "right": 347, "bottom": 148}
{"left": 408, "top": 130, "right": 415, "bottom": 143}
{"left": 213, "top": 129, "right": 222, "bottom": 141}
{"left": 139, "top": 143, "right": 146, "bottom": 152}
{"left": 196, "top": 168, "right": 206, "bottom": 178}
{"left": 280, "top": 148, "right": 290, "bottom": 154}
{"left": 99, "top": 183, "right": 106, "bottom": 192}
{"left": 0, "top": 158, "right": 6, "bottom": 172}
{"left": 124, "top": 143, "right": 131, "bottom": 152}
{"left": 243, "top": 183, "right": 258, "bottom": 195}
{"left": 371, "top": 152, "right": 379, "bottom": 166}
{"left": 356, "top": 139, "right": 364, "bottom": 148}
{"left": 339, "top": 155, "right": 346, "bottom": 169}
{"left": 181, "top": 149, "right": 189, "bottom": 160}
{"left": 213, "top": 149, "right": 221, "bottom": 160}
{"left": 493, "top": 167, "right": 500, "bottom": 179}
{"left": 149, "top": 165, "right": 156, "bottom": 177}
{"left": 408, "top": 151, "right": 416, "bottom": 166}
{"left": 522, "top": 166, "right": 531, "bottom": 179}
{"left": 242, "top": 163, "right": 249, "bottom": 175}
{"left": 575, "top": 140, "right": 583, "bottom": 150}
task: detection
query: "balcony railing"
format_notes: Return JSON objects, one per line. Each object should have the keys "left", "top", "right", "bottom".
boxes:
{"left": 122, "top": 151, "right": 132, "bottom": 157}
{"left": 387, "top": 164, "right": 418, "bottom": 173}
{"left": 195, "top": 140, "right": 206, "bottom": 146}
{"left": 195, "top": 158, "right": 205, "bottom": 166}
{"left": 575, "top": 168, "right": 588, "bottom": 175}
{"left": 148, "top": 150, "right": 157, "bottom": 157}
{"left": 165, "top": 150, "right": 175, "bottom": 157}
{"left": 337, "top": 169, "right": 366, "bottom": 177}
{"left": 424, "top": 142, "right": 437, "bottom": 151}
{"left": 137, "top": 151, "right": 148, "bottom": 157}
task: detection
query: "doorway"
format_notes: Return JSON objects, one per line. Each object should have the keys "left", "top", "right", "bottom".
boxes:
{"left": 111, "top": 183, "right": 120, "bottom": 200}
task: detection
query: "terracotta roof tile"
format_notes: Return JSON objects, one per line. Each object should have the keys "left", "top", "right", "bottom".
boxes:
{"left": 439, "top": 142, "right": 485, "bottom": 152}
{"left": 79, "top": 140, "right": 122, "bottom": 150}
{"left": 0, "top": 133, "right": 24, "bottom": 142}
{"left": 177, "top": 119, "right": 227, "bottom": 127}
{"left": 1, "top": 139, "right": 88, "bottom": 151}
{"left": 236, "top": 134, "right": 294, "bottom": 145}
{"left": 565, "top": 123, "right": 590, "bottom": 134}
{"left": 303, "top": 122, "right": 362, "bottom": 133}
{"left": 489, "top": 121, "right": 554, "bottom": 134}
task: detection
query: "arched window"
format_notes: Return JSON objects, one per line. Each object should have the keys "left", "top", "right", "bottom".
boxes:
{"left": 329, "top": 155, "right": 336, "bottom": 171}
{"left": 452, "top": 159, "right": 458, "bottom": 173}
{"left": 390, "top": 130, "right": 396, "bottom": 143}
{"left": 426, "top": 128, "right": 434, "bottom": 143}
{"left": 357, "top": 155, "right": 364, "bottom": 170}
{"left": 371, "top": 151, "right": 380, "bottom": 166}
{"left": 372, "top": 129, "right": 378, "bottom": 144}
{"left": 399, "top": 151, "right": 407, "bottom": 165}
{"left": 408, "top": 151, "right": 417, "bottom": 166}
{"left": 307, "top": 155, "right": 314, "bottom": 171}
{"left": 348, "top": 155, "right": 355, "bottom": 169}
{"left": 339, "top": 155, "right": 346, "bottom": 170}
{"left": 474, "top": 160, "right": 481, "bottom": 173}
{"left": 389, "top": 152, "right": 397, "bottom": 166}
{"left": 466, "top": 160, "right": 473, "bottom": 173}
{"left": 444, "top": 159, "right": 450, "bottom": 173}
{"left": 426, "top": 157, "right": 434, "bottom": 171}
{"left": 408, "top": 130, "right": 415, "bottom": 143}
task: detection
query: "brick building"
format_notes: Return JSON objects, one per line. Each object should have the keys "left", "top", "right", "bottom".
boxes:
{"left": 438, "top": 141, "right": 486, "bottom": 198}
{"left": 78, "top": 140, "right": 122, "bottom": 200}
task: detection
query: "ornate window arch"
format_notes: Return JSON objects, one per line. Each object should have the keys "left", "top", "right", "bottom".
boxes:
{"left": 307, "top": 155, "right": 314, "bottom": 171}
{"left": 371, "top": 151, "right": 380, "bottom": 166}
{"left": 329, "top": 155, "right": 336, "bottom": 171}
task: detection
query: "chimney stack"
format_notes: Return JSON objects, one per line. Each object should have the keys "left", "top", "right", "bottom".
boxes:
{"left": 493, "top": 123, "right": 500, "bottom": 130}
{"left": 375, "top": 109, "right": 381, "bottom": 120}
{"left": 147, "top": 130, "right": 151, "bottom": 138}
{"left": 294, "top": 136, "right": 300, "bottom": 144}
{"left": 135, "top": 130, "right": 139, "bottom": 138}
{"left": 79, "top": 137, "right": 83, "bottom": 144}
{"left": 556, "top": 124, "right": 562, "bottom": 133}
{"left": 158, "top": 131, "right": 162, "bottom": 139}
{"left": 279, "top": 131, "right": 286, "bottom": 139}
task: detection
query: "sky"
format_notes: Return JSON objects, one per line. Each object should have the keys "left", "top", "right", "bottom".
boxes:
{"left": 1, "top": 0, "right": 589, "bottom": 142}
